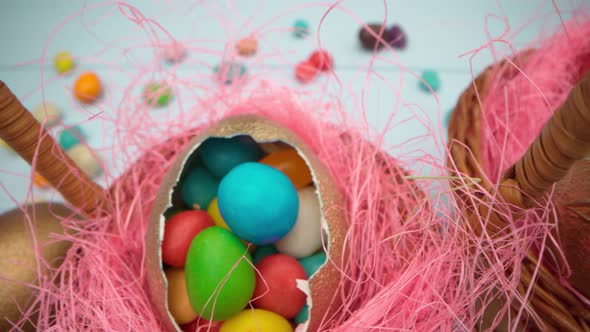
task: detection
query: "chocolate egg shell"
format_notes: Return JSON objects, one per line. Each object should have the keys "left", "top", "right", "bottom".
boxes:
{"left": 0, "top": 203, "right": 74, "bottom": 331}
{"left": 146, "top": 115, "right": 347, "bottom": 332}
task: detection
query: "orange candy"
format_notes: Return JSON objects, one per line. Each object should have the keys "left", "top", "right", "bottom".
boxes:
{"left": 74, "top": 71, "right": 102, "bottom": 103}
{"left": 259, "top": 148, "right": 312, "bottom": 189}
{"left": 33, "top": 172, "right": 50, "bottom": 189}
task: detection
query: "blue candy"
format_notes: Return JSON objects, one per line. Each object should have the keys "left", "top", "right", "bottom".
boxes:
{"left": 199, "top": 136, "right": 262, "bottom": 178}
{"left": 298, "top": 251, "right": 326, "bottom": 277}
{"left": 293, "top": 19, "right": 310, "bottom": 38}
{"left": 59, "top": 126, "right": 85, "bottom": 150}
{"left": 218, "top": 162, "right": 299, "bottom": 245}
{"left": 180, "top": 166, "right": 219, "bottom": 210}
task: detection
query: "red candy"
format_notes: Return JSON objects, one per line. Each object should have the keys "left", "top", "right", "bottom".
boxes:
{"left": 181, "top": 317, "right": 221, "bottom": 332}
{"left": 308, "top": 50, "right": 333, "bottom": 71}
{"left": 252, "top": 254, "right": 307, "bottom": 319}
{"left": 295, "top": 61, "right": 319, "bottom": 83}
{"left": 162, "top": 210, "right": 214, "bottom": 267}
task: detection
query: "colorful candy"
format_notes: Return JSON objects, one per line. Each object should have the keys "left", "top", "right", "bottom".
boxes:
{"left": 66, "top": 144, "right": 102, "bottom": 177}
{"left": 295, "top": 61, "right": 319, "bottom": 84}
{"left": 235, "top": 36, "right": 258, "bottom": 57}
{"left": 419, "top": 69, "right": 441, "bottom": 93}
{"left": 54, "top": 51, "right": 75, "bottom": 74}
{"left": 275, "top": 186, "right": 322, "bottom": 258}
{"left": 165, "top": 268, "right": 198, "bottom": 324}
{"left": 214, "top": 62, "right": 247, "bottom": 85}
{"left": 185, "top": 227, "right": 255, "bottom": 321}
{"left": 359, "top": 23, "right": 389, "bottom": 50}
{"left": 298, "top": 251, "right": 326, "bottom": 277}
{"left": 259, "top": 148, "right": 313, "bottom": 189}
{"left": 58, "top": 126, "right": 85, "bottom": 150}
{"left": 207, "top": 198, "right": 229, "bottom": 230}
{"left": 143, "top": 82, "right": 173, "bottom": 107}
{"left": 308, "top": 50, "right": 333, "bottom": 72}
{"left": 162, "top": 210, "right": 214, "bottom": 267}
{"left": 252, "top": 245, "right": 278, "bottom": 264}
{"left": 293, "top": 19, "right": 310, "bottom": 39}
{"left": 180, "top": 167, "right": 219, "bottom": 210}
{"left": 73, "top": 71, "right": 102, "bottom": 103}
{"left": 220, "top": 309, "right": 292, "bottom": 332}
{"left": 199, "top": 136, "right": 262, "bottom": 178}
{"left": 386, "top": 25, "right": 407, "bottom": 49}
{"left": 252, "top": 254, "right": 307, "bottom": 319}
{"left": 218, "top": 162, "right": 299, "bottom": 245}
{"left": 181, "top": 317, "right": 221, "bottom": 332}
{"left": 32, "top": 102, "right": 61, "bottom": 128}
{"left": 294, "top": 304, "right": 309, "bottom": 324}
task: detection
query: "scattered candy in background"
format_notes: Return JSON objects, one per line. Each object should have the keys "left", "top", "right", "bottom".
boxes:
{"left": 214, "top": 62, "right": 247, "bottom": 85}
{"left": 0, "top": 139, "right": 14, "bottom": 153}
{"left": 73, "top": 71, "right": 102, "bottom": 103}
{"left": 54, "top": 51, "right": 75, "bottom": 74}
{"left": 235, "top": 36, "right": 258, "bottom": 57}
{"left": 33, "top": 172, "right": 50, "bottom": 189}
{"left": 419, "top": 69, "right": 441, "bottom": 92}
{"left": 143, "top": 81, "right": 173, "bottom": 107}
{"left": 32, "top": 102, "right": 61, "bottom": 128}
{"left": 308, "top": 49, "right": 333, "bottom": 72}
{"left": 160, "top": 41, "right": 187, "bottom": 63}
{"left": 65, "top": 144, "right": 102, "bottom": 178}
{"left": 58, "top": 126, "right": 86, "bottom": 150}
{"left": 293, "top": 19, "right": 310, "bottom": 39}
{"left": 359, "top": 23, "right": 389, "bottom": 50}
{"left": 294, "top": 61, "right": 318, "bottom": 83}
{"left": 387, "top": 24, "right": 407, "bottom": 49}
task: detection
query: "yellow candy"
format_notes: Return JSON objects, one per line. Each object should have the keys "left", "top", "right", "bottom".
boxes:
{"left": 165, "top": 268, "right": 198, "bottom": 325}
{"left": 54, "top": 51, "right": 75, "bottom": 74}
{"left": 0, "top": 140, "right": 14, "bottom": 153}
{"left": 220, "top": 309, "right": 293, "bottom": 332}
{"left": 207, "top": 197, "right": 229, "bottom": 230}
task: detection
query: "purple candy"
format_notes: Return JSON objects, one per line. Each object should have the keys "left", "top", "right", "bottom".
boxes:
{"left": 387, "top": 25, "right": 407, "bottom": 49}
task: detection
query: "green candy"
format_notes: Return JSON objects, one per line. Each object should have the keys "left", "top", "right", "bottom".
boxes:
{"left": 180, "top": 167, "right": 219, "bottom": 210}
{"left": 185, "top": 226, "right": 255, "bottom": 321}
{"left": 143, "top": 82, "right": 172, "bottom": 107}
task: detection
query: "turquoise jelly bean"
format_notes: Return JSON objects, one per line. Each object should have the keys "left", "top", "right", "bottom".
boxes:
{"left": 59, "top": 126, "right": 85, "bottom": 150}
{"left": 419, "top": 70, "right": 441, "bottom": 92}
{"left": 199, "top": 136, "right": 262, "bottom": 178}
{"left": 180, "top": 166, "right": 219, "bottom": 209}
{"left": 298, "top": 251, "right": 327, "bottom": 277}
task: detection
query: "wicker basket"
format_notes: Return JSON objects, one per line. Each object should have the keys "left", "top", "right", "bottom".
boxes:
{"left": 448, "top": 55, "right": 590, "bottom": 331}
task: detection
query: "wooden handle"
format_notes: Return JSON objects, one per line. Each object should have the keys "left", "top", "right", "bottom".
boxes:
{"left": 0, "top": 80, "right": 106, "bottom": 217}
{"left": 503, "top": 72, "right": 590, "bottom": 203}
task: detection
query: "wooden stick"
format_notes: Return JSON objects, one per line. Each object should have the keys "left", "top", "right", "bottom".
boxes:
{"left": 0, "top": 80, "right": 106, "bottom": 217}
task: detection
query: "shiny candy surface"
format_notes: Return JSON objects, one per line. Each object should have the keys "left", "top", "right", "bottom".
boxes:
{"left": 275, "top": 186, "right": 322, "bottom": 258}
{"left": 32, "top": 103, "right": 61, "bottom": 128}
{"left": 66, "top": 144, "right": 102, "bottom": 177}
{"left": 180, "top": 167, "right": 219, "bottom": 210}
{"left": 220, "top": 309, "right": 293, "bottom": 332}
{"left": 199, "top": 136, "right": 262, "bottom": 178}
{"left": 259, "top": 148, "right": 313, "bottom": 189}
{"left": 73, "top": 71, "right": 102, "bottom": 103}
{"left": 252, "top": 254, "right": 307, "bottom": 319}
{"left": 161, "top": 210, "right": 214, "bottom": 267}
{"left": 185, "top": 227, "right": 255, "bottom": 321}
{"left": 218, "top": 162, "right": 299, "bottom": 245}
{"left": 165, "top": 268, "right": 198, "bottom": 325}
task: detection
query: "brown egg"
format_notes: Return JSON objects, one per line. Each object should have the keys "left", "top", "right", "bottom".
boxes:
{"left": 145, "top": 115, "right": 347, "bottom": 332}
{"left": 0, "top": 203, "right": 74, "bottom": 331}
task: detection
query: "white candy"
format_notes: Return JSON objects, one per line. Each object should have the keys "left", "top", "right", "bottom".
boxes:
{"left": 66, "top": 144, "right": 102, "bottom": 178}
{"left": 32, "top": 102, "right": 61, "bottom": 128}
{"left": 275, "top": 186, "right": 323, "bottom": 258}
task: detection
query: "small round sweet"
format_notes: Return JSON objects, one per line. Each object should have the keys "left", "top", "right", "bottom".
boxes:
{"left": 293, "top": 19, "right": 310, "bottom": 39}
{"left": 58, "top": 126, "right": 85, "bottom": 150}
{"left": 214, "top": 62, "right": 247, "bottom": 85}
{"left": 74, "top": 71, "right": 102, "bottom": 103}
{"left": 143, "top": 82, "right": 173, "bottom": 107}
{"left": 235, "top": 36, "right": 257, "bottom": 57}
{"left": 199, "top": 136, "right": 262, "bottom": 178}
{"left": 419, "top": 69, "right": 441, "bottom": 93}
{"left": 32, "top": 102, "right": 61, "bottom": 128}
{"left": 252, "top": 254, "right": 307, "bottom": 319}
{"left": 220, "top": 309, "right": 292, "bottom": 332}
{"left": 161, "top": 42, "right": 186, "bottom": 63}
{"left": 298, "top": 251, "right": 327, "bottom": 277}
{"left": 294, "top": 61, "right": 319, "bottom": 84}
{"left": 387, "top": 25, "right": 407, "bottom": 49}
{"left": 359, "top": 23, "right": 389, "bottom": 50}
{"left": 165, "top": 268, "right": 198, "bottom": 325}
{"left": 308, "top": 50, "right": 333, "bottom": 72}
{"left": 180, "top": 167, "right": 219, "bottom": 210}
{"left": 207, "top": 198, "right": 229, "bottom": 230}
{"left": 252, "top": 245, "right": 278, "bottom": 264}
{"left": 185, "top": 227, "right": 255, "bottom": 321}
{"left": 33, "top": 172, "right": 50, "bottom": 189}
{"left": 66, "top": 144, "right": 102, "bottom": 177}
{"left": 218, "top": 162, "right": 299, "bottom": 245}
{"left": 181, "top": 317, "right": 221, "bottom": 332}
{"left": 162, "top": 210, "right": 214, "bottom": 267}
{"left": 54, "top": 51, "right": 75, "bottom": 74}
{"left": 259, "top": 148, "right": 312, "bottom": 189}
{"left": 275, "top": 187, "right": 322, "bottom": 258}
{"left": 294, "top": 304, "right": 309, "bottom": 324}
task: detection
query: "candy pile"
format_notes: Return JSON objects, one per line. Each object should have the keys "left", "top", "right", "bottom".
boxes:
{"left": 295, "top": 50, "right": 333, "bottom": 84}
{"left": 161, "top": 136, "right": 326, "bottom": 331}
